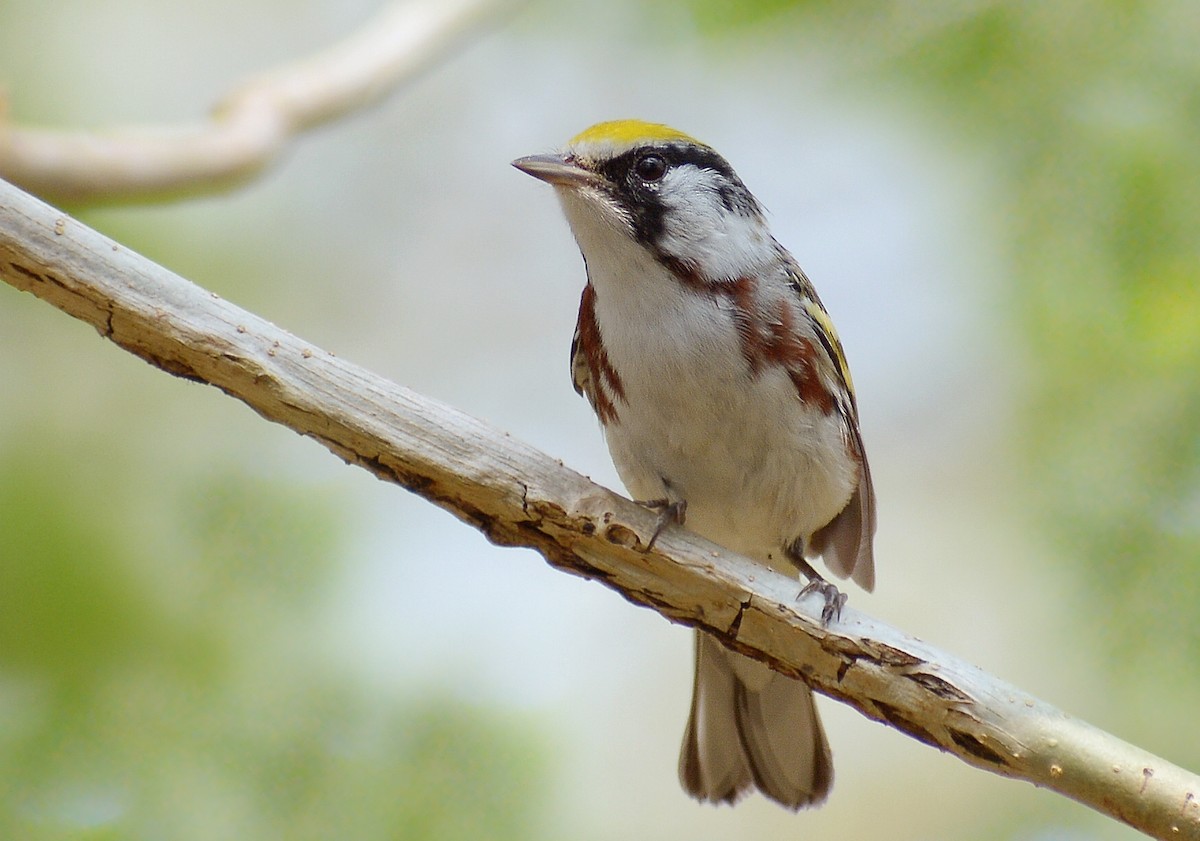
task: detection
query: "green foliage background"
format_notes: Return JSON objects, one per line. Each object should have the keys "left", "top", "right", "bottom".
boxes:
{"left": 0, "top": 449, "right": 544, "bottom": 840}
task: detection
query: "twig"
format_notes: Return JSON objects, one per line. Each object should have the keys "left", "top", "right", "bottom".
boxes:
{"left": 0, "top": 0, "right": 513, "bottom": 203}
{"left": 0, "top": 179, "right": 1197, "bottom": 839}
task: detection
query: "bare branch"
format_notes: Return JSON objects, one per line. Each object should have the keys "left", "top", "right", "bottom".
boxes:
{"left": 0, "top": 0, "right": 513, "bottom": 203}
{"left": 1, "top": 179, "right": 1197, "bottom": 839}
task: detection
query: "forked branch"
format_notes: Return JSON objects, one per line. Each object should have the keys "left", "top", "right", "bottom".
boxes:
{"left": 0, "top": 180, "right": 1197, "bottom": 839}
{"left": 0, "top": 0, "right": 512, "bottom": 203}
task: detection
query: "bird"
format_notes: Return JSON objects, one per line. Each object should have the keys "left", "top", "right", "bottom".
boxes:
{"left": 512, "top": 119, "right": 876, "bottom": 810}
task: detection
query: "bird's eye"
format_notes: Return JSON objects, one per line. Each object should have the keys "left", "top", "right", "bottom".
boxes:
{"left": 634, "top": 154, "right": 667, "bottom": 182}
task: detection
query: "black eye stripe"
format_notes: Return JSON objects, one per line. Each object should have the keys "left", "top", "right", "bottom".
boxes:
{"left": 595, "top": 143, "right": 741, "bottom": 186}
{"left": 590, "top": 142, "right": 761, "bottom": 250}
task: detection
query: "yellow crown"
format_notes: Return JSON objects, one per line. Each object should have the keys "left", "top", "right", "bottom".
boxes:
{"left": 568, "top": 120, "right": 703, "bottom": 150}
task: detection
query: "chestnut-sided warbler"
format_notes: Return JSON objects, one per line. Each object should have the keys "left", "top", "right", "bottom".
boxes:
{"left": 513, "top": 120, "right": 877, "bottom": 810}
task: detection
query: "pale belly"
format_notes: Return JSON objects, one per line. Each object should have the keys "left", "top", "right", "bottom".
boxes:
{"left": 570, "top": 204, "right": 859, "bottom": 565}
{"left": 599, "top": 313, "right": 858, "bottom": 564}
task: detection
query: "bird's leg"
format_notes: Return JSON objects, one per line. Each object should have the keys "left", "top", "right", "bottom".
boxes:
{"left": 638, "top": 497, "right": 687, "bottom": 551}
{"left": 786, "top": 542, "right": 846, "bottom": 625}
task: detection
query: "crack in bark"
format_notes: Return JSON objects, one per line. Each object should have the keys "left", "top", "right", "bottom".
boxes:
{"left": 727, "top": 595, "right": 752, "bottom": 639}
{"left": 6, "top": 261, "right": 51, "bottom": 285}
{"left": 906, "top": 671, "right": 974, "bottom": 704}
{"left": 948, "top": 728, "right": 1008, "bottom": 766}
{"left": 874, "top": 701, "right": 942, "bottom": 750}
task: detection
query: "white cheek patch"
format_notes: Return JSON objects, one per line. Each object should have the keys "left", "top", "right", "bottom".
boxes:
{"left": 654, "top": 167, "right": 774, "bottom": 281}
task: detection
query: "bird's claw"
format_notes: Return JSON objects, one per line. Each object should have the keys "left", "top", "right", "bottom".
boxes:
{"left": 799, "top": 577, "right": 847, "bottom": 625}
{"left": 638, "top": 498, "right": 687, "bottom": 551}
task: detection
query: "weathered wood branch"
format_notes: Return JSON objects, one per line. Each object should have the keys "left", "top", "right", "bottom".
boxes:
{"left": 0, "top": 178, "right": 1196, "bottom": 839}
{"left": 0, "top": 0, "right": 513, "bottom": 203}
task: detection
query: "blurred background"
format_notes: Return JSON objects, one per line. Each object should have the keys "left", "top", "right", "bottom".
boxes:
{"left": 1, "top": 0, "right": 1198, "bottom": 838}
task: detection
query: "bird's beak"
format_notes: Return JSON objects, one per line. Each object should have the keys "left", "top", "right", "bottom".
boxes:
{"left": 512, "top": 154, "right": 599, "bottom": 188}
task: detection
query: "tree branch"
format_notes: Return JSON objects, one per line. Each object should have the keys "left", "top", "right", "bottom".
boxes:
{"left": 0, "top": 0, "right": 513, "bottom": 204}
{"left": 1, "top": 178, "right": 1197, "bottom": 840}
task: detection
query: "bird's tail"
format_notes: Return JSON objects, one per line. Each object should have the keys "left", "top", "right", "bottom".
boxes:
{"left": 678, "top": 630, "right": 833, "bottom": 809}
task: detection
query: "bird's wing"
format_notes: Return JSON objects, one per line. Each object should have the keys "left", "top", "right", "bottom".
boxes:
{"left": 787, "top": 266, "right": 877, "bottom": 591}
{"left": 570, "top": 308, "right": 593, "bottom": 401}
{"left": 570, "top": 282, "right": 624, "bottom": 424}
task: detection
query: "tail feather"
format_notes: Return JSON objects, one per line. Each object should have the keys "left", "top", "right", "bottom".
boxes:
{"left": 678, "top": 632, "right": 833, "bottom": 809}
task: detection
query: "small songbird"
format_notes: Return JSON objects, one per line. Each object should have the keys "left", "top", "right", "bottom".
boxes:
{"left": 513, "top": 120, "right": 876, "bottom": 810}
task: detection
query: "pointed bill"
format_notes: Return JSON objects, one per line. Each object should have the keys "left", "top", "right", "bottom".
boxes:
{"left": 512, "top": 154, "right": 600, "bottom": 188}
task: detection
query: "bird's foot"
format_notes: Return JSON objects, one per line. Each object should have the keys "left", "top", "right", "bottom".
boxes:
{"left": 637, "top": 498, "right": 687, "bottom": 551}
{"left": 799, "top": 576, "right": 847, "bottom": 626}
{"left": 785, "top": 542, "right": 848, "bottom": 625}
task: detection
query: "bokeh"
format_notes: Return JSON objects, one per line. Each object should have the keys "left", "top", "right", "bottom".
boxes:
{"left": 1, "top": 1, "right": 1197, "bottom": 838}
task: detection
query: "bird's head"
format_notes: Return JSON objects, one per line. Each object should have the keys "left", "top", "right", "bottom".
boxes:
{"left": 514, "top": 120, "right": 775, "bottom": 284}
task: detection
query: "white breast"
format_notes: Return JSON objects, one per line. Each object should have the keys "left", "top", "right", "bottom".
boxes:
{"left": 559, "top": 191, "right": 857, "bottom": 562}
